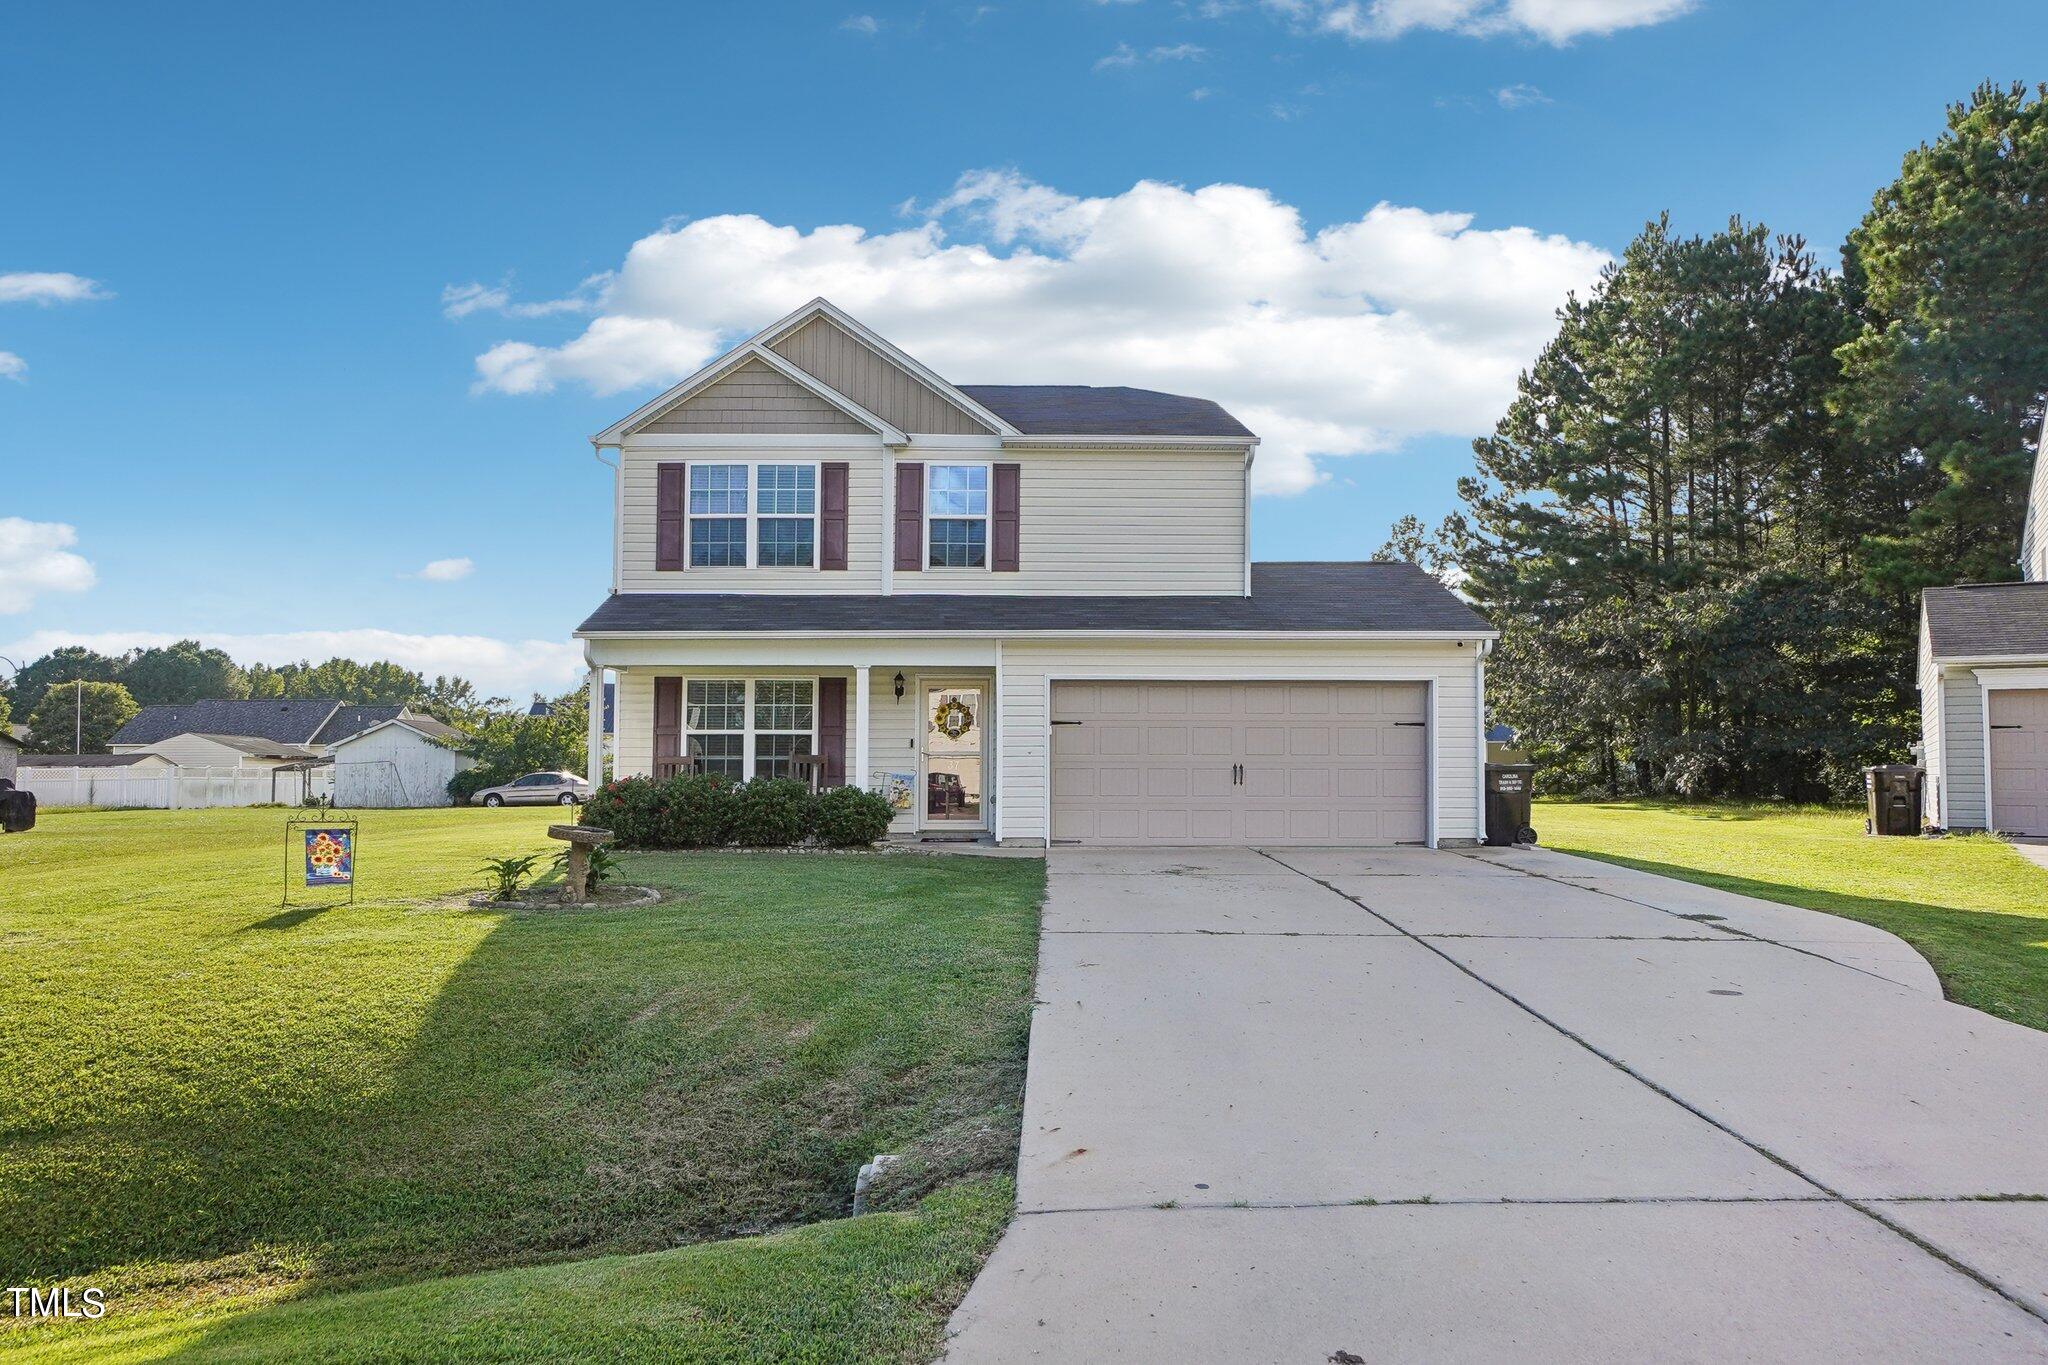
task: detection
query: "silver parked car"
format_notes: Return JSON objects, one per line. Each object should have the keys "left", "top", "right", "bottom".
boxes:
{"left": 472, "top": 771, "right": 590, "bottom": 807}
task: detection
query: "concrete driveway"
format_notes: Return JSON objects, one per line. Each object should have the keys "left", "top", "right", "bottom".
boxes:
{"left": 944, "top": 845, "right": 2048, "bottom": 1362}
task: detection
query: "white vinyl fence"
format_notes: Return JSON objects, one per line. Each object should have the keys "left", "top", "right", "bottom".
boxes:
{"left": 16, "top": 764, "right": 333, "bottom": 810}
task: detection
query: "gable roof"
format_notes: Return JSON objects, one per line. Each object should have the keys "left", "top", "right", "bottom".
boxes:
{"left": 1924, "top": 582, "right": 2048, "bottom": 659}
{"left": 20, "top": 752, "right": 171, "bottom": 768}
{"left": 311, "top": 705, "right": 407, "bottom": 746}
{"left": 328, "top": 714, "right": 465, "bottom": 749}
{"left": 577, "top": 561, "right": 1491, "bottom": 637}
{"left": 958, "top": 385, "right": 1254, "bottom": 439}
{"left": 187, "top": 733, "right": 321, "bottom": 759}
{"left": 113, "top": 698, "right": 343, "bottom": 747}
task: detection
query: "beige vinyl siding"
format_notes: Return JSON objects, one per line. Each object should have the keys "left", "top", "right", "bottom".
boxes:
{"left": 612, "top": 663, "right": 944, "bottom": 834}
{"left": 902, "top": 446, "right": 1246, "bottom": 596}
{"left": 618, "top": 445, "right": 887, "bottom": 592}
{"left": 1942, "top": 668, "right": 1987, "bottom": 829}
{"left": 769, "top": 316, "right": 993, "bottom": 436}
{"left": 1918, "top": 616, "right": 1946, "bottom": 824}
{"left": 2023, "top": 414, "right": 2048, "bottom": 581}
{"left": 636, "top": 358, "right": 870, "bottom": 436}
{"left": 997, "top": 639, "right": 1484, "bottom": 846}
{"left": 147, "top": 734, "right": 257, "bottom": 767}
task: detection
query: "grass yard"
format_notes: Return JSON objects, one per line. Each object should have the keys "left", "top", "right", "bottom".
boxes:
{"left": 1537, "top": 798, "right": 2048, "bottom": 1031}
{"left": 0, "top": 807, "right": 1044, "bottom": 1361}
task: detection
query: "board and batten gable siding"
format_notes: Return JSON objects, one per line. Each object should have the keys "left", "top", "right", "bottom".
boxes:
{"left": 617, "top": 443, "right": 1248, "bottom": 595}
{"left": 636, "top": 358, "right": 870, "bottom": 436}
{"left": 768, "top": 316, "right": 994, "bottom": 436}
{"left": 996, "top": 638, "right": 1485, "bottom": 846}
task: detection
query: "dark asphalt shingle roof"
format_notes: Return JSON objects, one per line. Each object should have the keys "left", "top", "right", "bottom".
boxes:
{"left": 1924, "top": 582, "right": 2048, "bottom": 658}
{"left": 112, "top": 698, "right": 343, "bottom": 747}
{"left": 956, "top": 385, "right": 1255, "bottom": 439}
{"left": 577, "top": 561, "right": 1491, "bottom": 636}
{"left": 20, "top": 752, "right": 167, "bottom": 768}
{"left": 311, "top": 705, "right": 407, "bottom": 746}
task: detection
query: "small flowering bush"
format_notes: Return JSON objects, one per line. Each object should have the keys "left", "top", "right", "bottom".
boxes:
{"left": 729, "top": 778, "right": 815, "bottom": 847}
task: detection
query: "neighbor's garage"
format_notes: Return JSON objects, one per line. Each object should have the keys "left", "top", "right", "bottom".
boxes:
{"left": 1990, "top": 688, "right": 2048, "bottom": 837}
{"left": 1050, "top": 680, "right": 1428, "bottom": 846}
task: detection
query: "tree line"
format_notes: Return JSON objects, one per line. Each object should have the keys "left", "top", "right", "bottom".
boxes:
{"left": 1, "top": 640, "right": 587, "bottom": 785}
{"left": 1383, "top": 82, "right": 2048, "bottom": 801}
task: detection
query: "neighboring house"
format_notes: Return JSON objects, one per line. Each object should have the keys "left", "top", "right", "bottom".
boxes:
{"left": 19, "top": 752, "right": 175, "bottom": 773}
{"left": 110, "top": 698, "right": 411, "bottom": 757}
{"left": 0, "top": 730, "right": 19, "bottom": 785}
{"left": 573, "top": 299, "right": 1496, "bottom": 847}
{"left": 329, "top": 715, "right": 475, "bottom": 808}
{"left": 1920, "top": 414, "right": 2048, "bottom": 835}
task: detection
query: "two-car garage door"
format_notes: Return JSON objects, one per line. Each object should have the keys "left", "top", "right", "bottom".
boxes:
{"left": 1050, "top": 680, "right": 1429, "bottom": 846}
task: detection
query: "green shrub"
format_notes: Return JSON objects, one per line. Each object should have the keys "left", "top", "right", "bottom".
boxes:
{"left": 582, "top": 776, "right": 665, "bottom": 847}
{"left": 813, "top": 785, "right": 897, "bottom": 847}
{"left": 654, "top": 772, "right": 737, "bottom": 848}
{"left": 446, "top": 768, "right": 494, "bottom": 804}
{"left": 729, "top": 778, "right": 815, "bottom": 847}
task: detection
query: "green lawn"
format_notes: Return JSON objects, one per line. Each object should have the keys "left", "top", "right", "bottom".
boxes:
{"left": 0, "top": 808, "right": 1043, "bottom": 1361}
{"left": 1537, "top": 798, "right": 2048, "bottom": 1031}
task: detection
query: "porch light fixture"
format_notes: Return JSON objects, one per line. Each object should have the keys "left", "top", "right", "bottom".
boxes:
{"left": 893, "top": 671, "right": 906, "bottom": 700}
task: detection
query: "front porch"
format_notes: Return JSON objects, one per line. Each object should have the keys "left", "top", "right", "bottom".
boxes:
{"left": 583, "top": 640, "right": 1002, "bottom": 839}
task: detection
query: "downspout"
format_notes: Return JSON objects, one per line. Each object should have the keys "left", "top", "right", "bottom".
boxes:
{"left": 592, "top": 440, "right": 622, "bottom": 593}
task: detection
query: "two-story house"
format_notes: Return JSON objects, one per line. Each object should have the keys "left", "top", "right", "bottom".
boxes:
{"left": 572, "top": 299, "right": 1495, "bottom": 848}
{"left": 1919, "top": 413, "right": 2048, "bottom": 835}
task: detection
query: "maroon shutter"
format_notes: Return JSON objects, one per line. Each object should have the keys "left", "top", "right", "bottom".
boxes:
{"left": 820, "top": 462, "right": 849, "bottom": 570}
{"left": 656, "top": 463, "right": 687, "bottom": 571}
{"left": 992, "top": 462, "right": 1021, "bottom": 572}
{"left": 894, "top": 462, "right": 924, "bottom": 571}
{"left": 818, "top": 677, "right": 848, "bottom": 787}
{"left": 653, "top": 677, "right": 682, "bottom": 779}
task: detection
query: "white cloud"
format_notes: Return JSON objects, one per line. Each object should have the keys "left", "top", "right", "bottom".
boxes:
{"left": 1096, "top": 40, "right": 1206, "bottom": 69}
{"left": 840, "top": 13, "right": 880, "bottom": 33}
{"left": 2, "top": 628, "right": 584, "bottom": 699}
{"left": 0, "top": 519, "right": 96, "bottom": 614}
{"left": 1189, "top": 86, "right": 1216, "bottom": 99}
{"left": 0, "top": 351, "right": 23, "bottom": 381}
{"left": 0, "top": 272, "right": 111, "bottom": 306}
{"left": 463, "top": 170, "right": 1609, "bottom": 494}
{"left": 1263, "top": 0, "right": 1688, "bottom": 42}
{"left": 441, "top": 274, "right": 609, "bottom": 320}
{"left": 1495, "top": 82, "right": 1551, "bottom": 107}
{"left": 410, "top": 556, "right": 475, "bottom": 582}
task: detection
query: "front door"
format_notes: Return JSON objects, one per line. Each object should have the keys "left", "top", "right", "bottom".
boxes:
{"left": 923, "top": 684, "right": 986, "bottom": 828}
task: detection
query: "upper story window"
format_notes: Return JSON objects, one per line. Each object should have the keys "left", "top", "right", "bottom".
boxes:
{"left": 755, "top": 464, "right": 816, "bottom": 567}
{"left": 688, "top": 463, "right": 817, "bottom": 568}
{"left": 927, "top": 464, "right": 989, "bottom": 569}
{"left": 689, "top": 464, "right": 748, "bottom": 567}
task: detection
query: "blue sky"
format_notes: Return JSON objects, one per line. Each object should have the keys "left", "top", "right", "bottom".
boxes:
{"left": 4, "top": 1, "right": 2043, "bottom": 696}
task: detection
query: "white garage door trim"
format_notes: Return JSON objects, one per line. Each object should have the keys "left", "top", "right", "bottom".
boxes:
{"left": 1043, "top": 673, "right": 1439, "bottom": 848}
{"left": 1979, "top": 669, "right": 2048, "bottom": 834}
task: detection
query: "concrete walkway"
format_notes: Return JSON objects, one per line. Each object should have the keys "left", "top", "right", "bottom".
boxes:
{"left": 944, "top": 845, "right": 2048, "bottom": 1362}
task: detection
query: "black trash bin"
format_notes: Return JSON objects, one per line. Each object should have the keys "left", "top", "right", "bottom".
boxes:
{"left": 0, "top": 778, "right": 34, "bottom": 835}
{"left": 1484, "top": 763, "right": 1536, "bottom": 847}
{"left": 1864, "top": 764, "right": 1922, "bottom": 837}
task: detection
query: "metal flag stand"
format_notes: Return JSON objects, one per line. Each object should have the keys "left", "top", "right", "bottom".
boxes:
{"left": 283, "top": 814, "right": 359, "bottom": 907}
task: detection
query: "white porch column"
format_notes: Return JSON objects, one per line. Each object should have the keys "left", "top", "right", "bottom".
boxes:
{"left": 853, "top": 665, "right": 871, "bottom": 792}
{"left": 585, "top": 663, "right": 605, "bottom": 789}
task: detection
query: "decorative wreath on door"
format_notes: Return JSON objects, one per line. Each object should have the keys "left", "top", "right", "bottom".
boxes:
{"left": 932, "top": 697, "right": 976, "bottom": 740}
